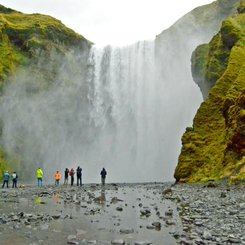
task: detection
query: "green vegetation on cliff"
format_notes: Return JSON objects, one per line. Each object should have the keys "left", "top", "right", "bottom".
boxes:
{"left": 175, "top": 2, "right": 245, "bottom": 183}
{"left": 0, "top": 5, "right": 91, "bottom": 87}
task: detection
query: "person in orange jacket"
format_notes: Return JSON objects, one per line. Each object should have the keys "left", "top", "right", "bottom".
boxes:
{"left": 54, "top": 171, "right": 61, "bottom": 186}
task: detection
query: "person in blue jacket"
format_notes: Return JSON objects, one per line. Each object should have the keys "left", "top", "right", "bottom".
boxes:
{"left": 2, "top": 171, "right": 10, "bottom": 188}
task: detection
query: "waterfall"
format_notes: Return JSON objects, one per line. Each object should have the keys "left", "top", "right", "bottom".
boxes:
{"left": 0, "top": 40, "right": 202, "bottom": 183}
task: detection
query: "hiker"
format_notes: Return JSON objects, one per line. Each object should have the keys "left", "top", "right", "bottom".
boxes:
{"left": 36, "top": 168, "right": 43, "bottom": 187}
{"left": 100, "top": 168, "right": 107, "bottom": 186}
{"left": 2, "top": 171, "right": 10, "bottom": 188}
{"left": 12, "top": 171, "right": 18, "bottom": 188}
{"left": 54, "top": 171, "right": 61, "bottom": 186}
{"left": 64, "top": 168, "right": 69, "bottom": 185}
{"left": 76, "top": 166, "right": 82, "bottom": 186}
{"left": 69, "top": 168, "right": 75, "bottom": 186}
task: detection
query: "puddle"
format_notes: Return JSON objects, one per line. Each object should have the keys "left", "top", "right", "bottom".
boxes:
{"left": 0, "top": 183, "right": 181, "bottom": 244}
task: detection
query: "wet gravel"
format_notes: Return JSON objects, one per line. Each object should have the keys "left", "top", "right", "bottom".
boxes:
{"left": 0, "top": 182, "right": 244, "bottom": 244}
{"left": 165, "top": 182, "right": 245, "bottom": 244}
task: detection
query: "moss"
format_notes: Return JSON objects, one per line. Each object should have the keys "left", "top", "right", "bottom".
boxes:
{"left": 175, "top": 10, "right": 245, "bottom": 183}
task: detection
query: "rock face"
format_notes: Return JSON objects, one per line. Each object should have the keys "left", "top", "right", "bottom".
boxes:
{"left": 174, "top": 0, "right": 245, "bottom": 183}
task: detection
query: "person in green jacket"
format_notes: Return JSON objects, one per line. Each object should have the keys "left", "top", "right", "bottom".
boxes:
{"left": 36, "top": 168, "right": 43, "bottom": 187}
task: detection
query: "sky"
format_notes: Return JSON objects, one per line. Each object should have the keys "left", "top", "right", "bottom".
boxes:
{"left": 0, "top": 0, "right": 214, "bottom": 45}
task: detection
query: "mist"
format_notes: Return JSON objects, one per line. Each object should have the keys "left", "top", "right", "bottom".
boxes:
{"left": 0, "top": 30, "right": 204, "bottom": 184}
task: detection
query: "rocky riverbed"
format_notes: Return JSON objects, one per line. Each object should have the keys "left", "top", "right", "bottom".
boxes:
{"left": 0, "top": 182, "right": 244, "bottom": 245}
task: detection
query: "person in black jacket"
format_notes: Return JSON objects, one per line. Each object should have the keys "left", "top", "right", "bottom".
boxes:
{"left": 12, "top": 171, "right": 18, "bottom": 188}
{"left": 100, "top": 168, "right": 107, "bottom": 186}
{"left": 64, "top": 168, "right": 69, "bottom": 185}
{"left": 76, "top": 166, "right": 82, "bottom": 186}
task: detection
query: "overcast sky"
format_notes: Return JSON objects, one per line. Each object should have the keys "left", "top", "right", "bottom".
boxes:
{"left": 1, "top": 0, "right": 214, "bottom": 46}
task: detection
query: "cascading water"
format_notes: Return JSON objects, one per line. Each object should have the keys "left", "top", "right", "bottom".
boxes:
{"left": 0, "top": 39, "right": 202, "bottom": 183}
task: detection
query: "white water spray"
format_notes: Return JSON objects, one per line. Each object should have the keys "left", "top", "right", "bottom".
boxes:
{"left": 0, "top": 38, "right": 202, "bottom": 183}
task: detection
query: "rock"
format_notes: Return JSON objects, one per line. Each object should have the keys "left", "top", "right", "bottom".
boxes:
{"left": 52, "top": 214, "right": 61, "bottom": 219}
{"left": 162, "top": 188, "right": 172, "bottom": 195}
{"left": 165, "top": 209, "right": 173, "bottom": 216}
{"left": 67, "top": 241, "right": 79, "bottom": 245}
{"left": 152, "top": 222, "right": 161, "bottom": 229}
{"left": 220, "top": 192, "right": 227, "bottom": 198}
{"left": 140, "top": 209, "right": 151, "bottom": 216}
{"left": 119, "top": 228, "right": 134, "bottom": 234}
{"left": 67, "top": 234, "right": 77, "bottom": 240}
{"left": 111, "top": 239, "right": 125, "bottom": 245}
{"left": 116, "top": 207, "right": 123, "bottom": 211}
{"left": 146, "top": 225, "right": 155, "bottom": 230}
{"left": 206, "top": 182, "right": 216, "bottom": 188}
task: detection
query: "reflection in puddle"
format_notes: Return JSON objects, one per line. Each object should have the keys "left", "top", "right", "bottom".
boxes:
{"left": 35, "top": 196, "right": 42, "bottom": 204}
{"left": 53, "top": 192, "right": 59, "bottom": 204}
{"left": 0, "top": 184, "right": 180, "bottom": 245}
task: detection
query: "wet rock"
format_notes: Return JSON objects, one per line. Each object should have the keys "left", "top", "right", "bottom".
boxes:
{"left": 162, "top": 188, "right": 172, "bottom": 195}
{"left": 140, "top": 209, "right": 151, "bottom": 216}
{"left": 119, "top": 228, "right": 134, "bottom": 234}
{"left": 206, "top": 182, "right": 216, "bottom": 188}
{"left": 67, "top": 241, "right": 79, "bottom": 245}
{"left": 52, "top": 214, "right": 61, "bottom": 219}
{"left": 146, "top": 225, "right": 155, "bottom": 230}
{"left": 165, "top": 209, "right": 173, "bottom": 216}
{"left": 152, "top": 222, "right": 161, "bottom": 229}
{"left": 220, "top": 192, "right": 227, "bottom": 198}
{"left": 111, "top": 239, "right": 125, "bottom": 245}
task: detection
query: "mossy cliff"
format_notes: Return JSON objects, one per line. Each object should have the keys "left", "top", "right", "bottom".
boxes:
{"left": 0, "top": 5, "right": 91, "bottom": 178}
{"left": 174, "top": 1, "right": 245, "bottom": 183}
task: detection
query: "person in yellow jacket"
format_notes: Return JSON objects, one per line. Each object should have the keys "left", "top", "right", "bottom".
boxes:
{"left": 36, "top": 168, "right": 43, "bottom": 187}
{"left": 54, "top": 171, "right": 61, "bottom": 186}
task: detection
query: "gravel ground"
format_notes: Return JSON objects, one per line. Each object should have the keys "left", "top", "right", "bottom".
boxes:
{"left": 0, "top": 182, "right": 244, "bottom": 245}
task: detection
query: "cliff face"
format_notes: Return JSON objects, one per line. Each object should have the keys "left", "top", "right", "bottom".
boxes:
{"left": 174, "top": 1, "right": 245, "bottom": 183}
{"left": 0, "top": 5, "right": 91, "bottom": 176}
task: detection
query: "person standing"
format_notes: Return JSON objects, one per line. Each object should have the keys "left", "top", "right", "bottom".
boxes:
{"left": 100, "top": 168, "right": 107, "bottom": 186}
{"left": 36, "top": 168, "right": 43, "bottom": 187}
{"left": 69, "top": 168, "right": 75, "bottom": 186}
{"left": 76, "top": 166, "right": 82, "bottom": 186}
{"left": 2, "top": 171, "right": 10, "bottom": 188}
{"left": 12, "top": 171, "right": 18, "bottom": 188}
{"left": 64, "top": 168, "right": 69, "bottom": 185}
{"left": 54, "top": 171, "right": 61, "bottom": 186}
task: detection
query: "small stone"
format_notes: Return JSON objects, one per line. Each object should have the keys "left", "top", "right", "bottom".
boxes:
{"left": 67, "top": 241, "right": 79, "bottom": 245}
{"left": 152, "top": 222, "right": 161, "bottom": 228}
{"left": 111, "top": 239, "right": 125, "bottom": 245}
{"left": 119, "top": 228, "right": 134, "bottom": 234}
